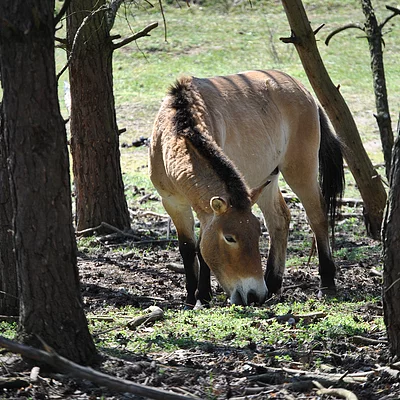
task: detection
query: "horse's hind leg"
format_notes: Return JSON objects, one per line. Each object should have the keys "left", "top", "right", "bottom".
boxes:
{"left": 161, "top": 197, "right": 199, "bottom": 308}
{"left": 283, "top": 169, "right": 336, "bottom": 294}
{"left": 257, "top": 179, "right": 291, "bottom": 295}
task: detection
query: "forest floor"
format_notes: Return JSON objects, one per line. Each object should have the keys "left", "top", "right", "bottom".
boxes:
{"left": 1, "top": 186, "right": 399, "bottom": 400}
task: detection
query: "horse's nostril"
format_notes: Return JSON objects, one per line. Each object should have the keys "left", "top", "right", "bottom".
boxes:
{"left": 247, "top": 290, "right": 258, "bottom": 305}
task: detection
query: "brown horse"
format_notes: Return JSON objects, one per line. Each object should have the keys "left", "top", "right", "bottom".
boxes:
{"left": 149, "top": 70, "right": 344, "bottom": 308}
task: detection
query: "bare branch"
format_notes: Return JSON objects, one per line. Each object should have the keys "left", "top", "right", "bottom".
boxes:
{"left": 54, "top": 0, "right": 72, "bottom": 27}
{"left": 313, "top": 23, "right": 325, "bottom": 36}
{"left": 380, "top": 5, "right": 400, "bottom": 30}
{"left": 158, "top": 0, "right": 168, "bottom": 41}
{"left": 0, "top": 335, "right": 200, "bottom": 400}
{"left": 325, "top": 23, "right": 364, "bottom": 46}
{"left": 112, "top": 21, "right": 159, "bottom": 50}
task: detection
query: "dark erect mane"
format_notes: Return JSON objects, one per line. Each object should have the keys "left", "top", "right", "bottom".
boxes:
{"left": 168, "top": 77, "right": 251, "bottom": 210}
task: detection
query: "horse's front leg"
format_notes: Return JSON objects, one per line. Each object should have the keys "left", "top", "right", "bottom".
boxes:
{"left": 257, "top": 184, "right": 291, "bottom": 296}
{"left": 195, "top": 245, "right": 212, "bottom": 307}
{"left": 161, "top": 198, "right": 198, "bottom": 308}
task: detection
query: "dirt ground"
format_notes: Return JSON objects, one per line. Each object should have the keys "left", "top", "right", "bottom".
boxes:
{"left": 1, "top": 195, "right": 398, "bottom": 400}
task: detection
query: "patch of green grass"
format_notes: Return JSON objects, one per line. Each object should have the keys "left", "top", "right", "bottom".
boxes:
{"left": 89, "top": 298, "right": 384, "bottom": 356}
{"left": 0, "top": 322, "right": 17, "bottom": 339}
{"left": 77, "top": 236, "right": 105, "bottom": 255}
{"left": 335, "top": 242, "right": 382, "bottom": 263}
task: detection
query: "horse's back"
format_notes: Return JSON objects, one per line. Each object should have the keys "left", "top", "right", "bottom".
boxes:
{"left": 192, "top": 70, "right": 320, "bottom": 187}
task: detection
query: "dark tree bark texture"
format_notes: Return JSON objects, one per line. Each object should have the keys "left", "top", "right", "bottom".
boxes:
{"left": 0, "top": 103, "right": 18, "bottom": 316}
{"left": 67, "top": 0, "right": 130, "bottom": 233}
{"left": 0, "top": 0, "right": 97, "bottom": 364}
{"left": 361, "top": 0, "right": 393, "bottom": 179}
{"left": 383, "top": 117, "right": 400, "bottom": 359}
{"left": 280, "top": 0, "right": 387, "bottom": 240}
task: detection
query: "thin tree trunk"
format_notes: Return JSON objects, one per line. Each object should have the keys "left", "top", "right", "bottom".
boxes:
{"left": 0, "top": 103, "right": 18, "bottom": 317}
{"left": 361, "top": 0, "right": 394, "bottom": 179}
{"left": 280, "top": 0, "right": 387, "bottom": 240}
{"left": 67, "top": 0, "right": 130, "bottom": 233}
{"left": 383, "top": 116, "right": 400, "bottom": 358}
{"left": 0, "top": 0, "right": 97, "bottom": 364}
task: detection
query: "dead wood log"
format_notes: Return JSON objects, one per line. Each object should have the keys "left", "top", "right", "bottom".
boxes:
{"left": 248, "top": 366, "right": 373, "bottom": 386}
{"left": 0, "top": 335, "right": 199, "bottom": 400}
{"left": 313, "top": 381, "right": 358, "bottom": 400}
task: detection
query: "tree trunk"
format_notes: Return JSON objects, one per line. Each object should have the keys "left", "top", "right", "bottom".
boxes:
{"left": 0, "top": 103, "right": 18, "bottom": 317}
{"left": 361, "top": 0, "right": 393, "bottom": 179}
{"left": 280, "top": 0, "right": 387, "bottom": 240}
{"left": 383, "top": 116, "right": 400, "bottom": 359}
{"left": 0, "top": 0, "right": 97, "bottom": 364}
{"left": 67, "top": 0, "right": 130, "bottom": 233}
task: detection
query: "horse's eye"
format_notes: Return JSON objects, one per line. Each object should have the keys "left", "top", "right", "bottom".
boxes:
{"left": 224, "top": 235, "right": 237, "bottom": 244}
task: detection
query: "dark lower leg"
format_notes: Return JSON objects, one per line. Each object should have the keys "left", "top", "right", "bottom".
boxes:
{"left": 196, "top": 251, "right": 212, "bottom": 305}
{"left": 317, "top": 240, "right": 336, "bottom": 293}
{"left": 179, "top": 240, "right": 197, "bottom": 308}
{"left": 265, "top": 250, "right": 283, "bottom": 296}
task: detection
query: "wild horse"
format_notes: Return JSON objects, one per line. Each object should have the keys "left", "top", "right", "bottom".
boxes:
{"left": 149, "top": 70, "right": 344, "bottom": 308}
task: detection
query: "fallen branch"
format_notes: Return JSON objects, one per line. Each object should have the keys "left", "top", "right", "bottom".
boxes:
{"left": 267, "top": 311, "right": 326, "bottom": 325}
{"left": 127, "top": 306, "right": 164, "bottom": 330}
{"left": 351, "top": 335, "right": 388, "bottom": 346}
{"left": 313, "top": 380, "right": 358, "bottom": 400}
{"left": 0, "top": 335, "right": 198, "bottom": 400}
{"left": 166, "top": 263, "right": 185, "bottom": 273}
{"left": 249, "top": 366, "right": 373, "bottom": 386}
{"left": 76, "top": 222, "right": 139, "bottom": 239}
{"left": 93, "top": 306, "right": 165, "bottom": 337}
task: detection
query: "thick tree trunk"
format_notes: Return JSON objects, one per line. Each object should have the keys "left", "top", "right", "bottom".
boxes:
{"left": 280, "top": 0, "right": 387, "bottom": 240}
{"left": 0, "top": 0, "right": 97, "bottom": 364}
{"left": 361, "top": 0, "right": 393, "bottom": 179}
{"left": 0, "top": 103, "right": 18, "bottom": 317}
{"left": 67, "top": 0, "right": 130, "bottom": 233}
{"left": 383, "top": 117, "right": 400, "bottom": 359}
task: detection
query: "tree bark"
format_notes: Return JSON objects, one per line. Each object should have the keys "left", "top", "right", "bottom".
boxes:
{"left": 0, "top": 0, "right": 97, "bottom": 364}
{"left": 67, "top": 0, "right": 130, "bottom": 233}
{"left": 383, "top": 116, "right": 400, "bottom": 358}
{"left": 280, "top": 0, "right": 387, "bottom": 240}
{"left": 361, "top": 0, "right": 393, "bottom": 179}
{"left": 0, "top": 103, "right": 18, "bottom": 317}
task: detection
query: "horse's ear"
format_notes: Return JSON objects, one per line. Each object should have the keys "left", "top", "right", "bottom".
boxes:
{"left": 210, "top": 196, "right": 229, "bottom": 215}
{"left": 250, "top": 180, "right": 271, "bottom": 205}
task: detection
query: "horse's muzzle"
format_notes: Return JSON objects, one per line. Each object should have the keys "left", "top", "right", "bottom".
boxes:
{"left": 230, "top": 278, "right": 268, "bottom": 306}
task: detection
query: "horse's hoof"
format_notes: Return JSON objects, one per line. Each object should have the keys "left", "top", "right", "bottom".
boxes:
{"left": 317, "top": 286, "right": 337, "bottom": 299}
{"left": 193, "top": 300, "right": 206, "bottom": 310}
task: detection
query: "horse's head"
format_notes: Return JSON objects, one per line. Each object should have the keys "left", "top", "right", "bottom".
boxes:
{"left": 200, "top": 183, "right": 269, "bottom": 306}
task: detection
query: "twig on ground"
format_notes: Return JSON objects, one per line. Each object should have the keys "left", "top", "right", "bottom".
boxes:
{"left": 313, "top": 380, "right": 358, "bottom": 400}
{"left": 92, "top": 306, "right": 164, "bottom": 337}
{"left": 166, "top": 263, "right": 185, "bottom": 273}
{"left": 249, "top": 366, "right": 373, "bottom": 385}
{"left": 76, "top": 222, "right": 138, "bottom": 239}
{"left": 0, "top": 335, "right": 198, "bottom": 400}
{"left": 267, "top": 311, "right": 326, "bottom": 324}
{"left": 127, "top": 306, "right": 164, "bottom": 330}
{"left": 351, "top": 335, "right": 388, "bottom": 345}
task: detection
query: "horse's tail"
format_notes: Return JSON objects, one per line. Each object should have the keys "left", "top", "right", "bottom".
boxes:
{"left": 318, "top": 106, "right": 345, "bottom": 235}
